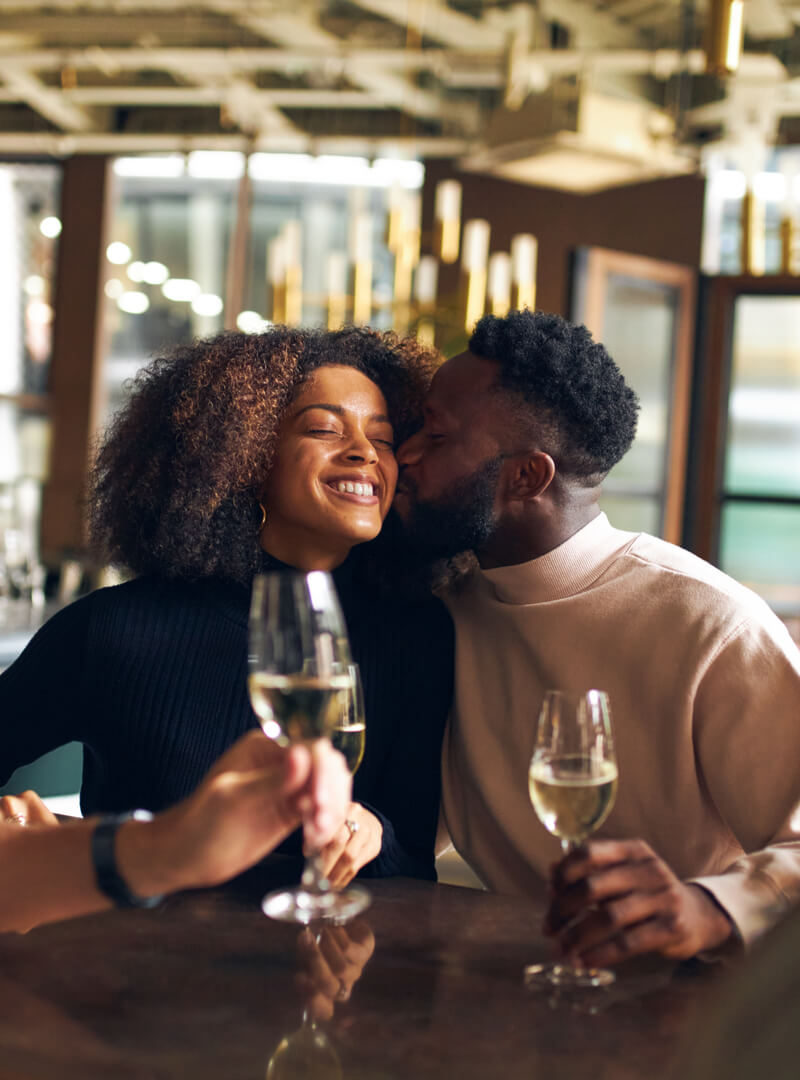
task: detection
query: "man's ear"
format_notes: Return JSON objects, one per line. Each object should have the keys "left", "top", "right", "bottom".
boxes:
{"left": 506, "top": 451, "right": 556, "bottom": 501}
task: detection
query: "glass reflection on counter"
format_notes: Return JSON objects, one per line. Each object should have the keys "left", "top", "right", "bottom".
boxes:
{"left": 266, "top": 919, "right": 375, "bottom": 1079}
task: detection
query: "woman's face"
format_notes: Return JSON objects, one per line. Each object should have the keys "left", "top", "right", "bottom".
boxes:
{"left": 260, "top": 365, "right": 398, "bottom": 569}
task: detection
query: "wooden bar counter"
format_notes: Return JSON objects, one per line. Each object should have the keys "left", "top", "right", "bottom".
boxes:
{"left": 0, "top": 869, "right": 724, "bottom": 1079}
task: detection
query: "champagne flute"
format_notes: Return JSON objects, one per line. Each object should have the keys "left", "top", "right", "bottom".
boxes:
{"left": 525, "top": 689, "right": 618, "bottom": 989}
{"left": 330, "top": 663, "right": 366, "bottom": 776}
{"left": 248, "top": 570, "right": 370, "bottom": 924}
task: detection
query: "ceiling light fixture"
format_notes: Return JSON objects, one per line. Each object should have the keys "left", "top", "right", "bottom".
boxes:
{"left": 705, "top": 0, "right": 745, "bottom": 76}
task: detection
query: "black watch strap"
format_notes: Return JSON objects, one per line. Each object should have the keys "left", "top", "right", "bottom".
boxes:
{"left": 91, "top": 810, "right": 164, "bottom": 909}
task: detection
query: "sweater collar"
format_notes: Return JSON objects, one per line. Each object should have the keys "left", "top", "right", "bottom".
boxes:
{"left": 478, "top": 513, "right": 635, "bottom": 605}
{"left": 256, "top": 548, "right": 357, "bottom": 597}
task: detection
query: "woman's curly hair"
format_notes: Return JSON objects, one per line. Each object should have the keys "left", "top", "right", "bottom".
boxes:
{"left": 89, "top": 325, "right": 440, "bottom": 584}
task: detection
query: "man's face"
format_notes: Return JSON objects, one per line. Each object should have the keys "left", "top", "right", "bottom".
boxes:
{"left": 394, "top": 352, "right": 507, "bottom": 558}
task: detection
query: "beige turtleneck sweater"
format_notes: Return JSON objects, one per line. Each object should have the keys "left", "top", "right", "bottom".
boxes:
{"left": 441, "top": 513, "right": 800, "bottom": 944}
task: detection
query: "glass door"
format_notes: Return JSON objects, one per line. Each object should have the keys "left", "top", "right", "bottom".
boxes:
{"left": 571, "top": 248, "right": 696, "bottom": 543}
{"left": 719, "top": 295, "right": 800, "bottom": 617}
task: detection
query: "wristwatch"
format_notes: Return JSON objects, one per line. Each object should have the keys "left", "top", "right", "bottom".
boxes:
{"left": 91, "top": 809, "right": 165, "bottom": 909}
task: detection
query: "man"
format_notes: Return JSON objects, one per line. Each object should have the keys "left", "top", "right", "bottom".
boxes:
{"left": 393, "top": 309, "right": 800, "bottom": 967}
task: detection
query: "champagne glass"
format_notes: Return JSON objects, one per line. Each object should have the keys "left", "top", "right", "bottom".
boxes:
{"left": 330, "top": 664, "right": 366, "bottom": 776}
{"left": 249, "top": 571, "right": 370, "bottom": 924}
{"left": 525, "top": 689, "right": 618, "bottom": 989}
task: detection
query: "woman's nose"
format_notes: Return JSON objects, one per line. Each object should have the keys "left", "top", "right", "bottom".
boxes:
{"left": 343, "top": 432, "right": 378, "bottom": 463}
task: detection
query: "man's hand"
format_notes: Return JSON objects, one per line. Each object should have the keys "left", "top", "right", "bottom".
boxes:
{"left": 315, "top": 802, "right": 383, "bottom": 889}
{"left": 544, "top": 838, "right": 735, "bottom": 966}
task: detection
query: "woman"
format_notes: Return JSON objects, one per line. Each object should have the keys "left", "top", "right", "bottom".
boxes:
{"left": 0, "top": 326, "right": 454, "bottom": 885}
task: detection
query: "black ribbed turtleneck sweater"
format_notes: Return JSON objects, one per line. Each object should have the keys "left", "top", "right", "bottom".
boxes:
{"left": 0, "top": 558, "right": 454, "bottom": 879}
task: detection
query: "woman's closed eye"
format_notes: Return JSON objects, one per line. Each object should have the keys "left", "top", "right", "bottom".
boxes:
{"left": 308, "top": 427, "right": 343, "bottom": 439}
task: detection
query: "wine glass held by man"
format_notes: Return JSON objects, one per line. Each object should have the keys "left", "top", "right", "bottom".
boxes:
{"left": 526, "top": 689, "right": 618, "bottom": 989}
{"left": 0, "top": 327, "right": 454, "bottom": 888}
{"left": 0, "top": 730, "right": 350, "bottom": 934}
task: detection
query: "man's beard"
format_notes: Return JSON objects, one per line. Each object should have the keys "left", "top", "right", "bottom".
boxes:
{"left": 391, "top": 457, "right": 503, "bottom": 561}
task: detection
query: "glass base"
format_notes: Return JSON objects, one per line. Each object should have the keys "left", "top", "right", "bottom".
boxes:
{"left": 524, "top": 961, "right": 616, "bottom": 989}
{"left": 262, "top": 884, "right": 371, "bottom": 926}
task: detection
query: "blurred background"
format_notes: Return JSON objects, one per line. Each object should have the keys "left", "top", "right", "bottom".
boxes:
{"left": 1, "top": 0, "right": 799, "bottom": 798}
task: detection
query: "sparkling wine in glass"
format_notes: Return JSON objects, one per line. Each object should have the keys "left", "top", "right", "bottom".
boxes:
{"left": 330, "top": 664, "right": 366, "bottom": 776}
{"left": 249, "top": 570, "right": 370, "bottom": 924}
{"left": 525, "top": 689, "right": 618, "bottom": 989}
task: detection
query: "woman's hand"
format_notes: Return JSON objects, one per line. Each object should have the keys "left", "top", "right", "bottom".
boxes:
{"left": 0, "top": 791, "right": 59, "bottom": 828}
{"left": 314, "top": 801, "right": 383, "bottom": 888}
{"left": 294, "top": 920, "right": 376, "bottom": 1021}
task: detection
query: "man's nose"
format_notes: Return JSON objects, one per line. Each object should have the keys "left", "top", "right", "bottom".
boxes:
{"left": 396, "top": 430, "right": 423, "bottom": 467}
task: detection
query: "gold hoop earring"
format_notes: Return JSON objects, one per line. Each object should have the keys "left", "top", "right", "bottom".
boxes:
{"left": 257, "top": 502, "right": 267, "bottom": 532}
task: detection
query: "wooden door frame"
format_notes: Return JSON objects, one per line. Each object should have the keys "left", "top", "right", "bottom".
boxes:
{"left": 688, "top": 274, "right": 800, "bottom": 563}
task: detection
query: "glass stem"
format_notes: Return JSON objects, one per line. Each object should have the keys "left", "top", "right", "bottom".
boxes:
{"left": 301, "top": 851, "right": 331, "bottom": 896}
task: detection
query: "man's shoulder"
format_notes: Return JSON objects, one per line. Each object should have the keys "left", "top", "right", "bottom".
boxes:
{"left": 620, "top": 532, "right": 788, "bottom": 638}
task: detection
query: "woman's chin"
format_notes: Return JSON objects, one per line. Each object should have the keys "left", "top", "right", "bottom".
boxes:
{"left": 329, "top": 518, "right": 383, "bottom": 548}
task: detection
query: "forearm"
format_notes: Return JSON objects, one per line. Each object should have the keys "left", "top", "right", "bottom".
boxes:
{"left": 0, "top": 816, "right": 195, "bottom": 934}
{"left": 689, "top": 842, "right": 800, "bottom": 946}
{"left": 0, "top": 601, "right": 88, "bottom": 784}
{"left": 0, "top": 821, "right": 112, "bottom": 932}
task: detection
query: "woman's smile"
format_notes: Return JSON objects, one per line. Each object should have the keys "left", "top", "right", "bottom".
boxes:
{"left": 325, "top": 475, "right": 380, "bottom": 504}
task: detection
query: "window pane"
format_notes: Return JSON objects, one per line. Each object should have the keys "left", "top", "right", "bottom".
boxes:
{"left": 598, "top": 275, "right": 679, "bottom": 533}
{"left": 719, "top": 502, "right": 800, "bottom": 610}
{"left": 101, "top": 155, "right": 416, "bottom": 421}
{"left": 103, "top": 179, "right": 235, "bottom": 422}
{"left": 598, "top": 493, "right": 660, "bottom": 535}
{"left": 0, "top": 162, "right": 60, "bottom": 398}
{"left": 724, "top": 296, "right": 800, "bottom": 498}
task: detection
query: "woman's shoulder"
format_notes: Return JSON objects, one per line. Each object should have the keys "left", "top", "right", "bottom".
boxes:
{"left": 56, "top": 574, "right": 250, "bottom": 632}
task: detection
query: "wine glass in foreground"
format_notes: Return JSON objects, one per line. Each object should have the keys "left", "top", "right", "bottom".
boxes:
{"left": 525, "top": 689, "right": 618, "bottom": 989}
{"left": 248, "top": 571, "right": 370, "bottom": 925}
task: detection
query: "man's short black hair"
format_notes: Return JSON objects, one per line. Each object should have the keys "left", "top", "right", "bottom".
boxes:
{"left": 469, "top": 310, "right": 640, "bottom": 483}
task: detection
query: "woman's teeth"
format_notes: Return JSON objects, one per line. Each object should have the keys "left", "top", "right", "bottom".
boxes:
{"left": 335, "top": 481, "right": 374, "bottom": 496}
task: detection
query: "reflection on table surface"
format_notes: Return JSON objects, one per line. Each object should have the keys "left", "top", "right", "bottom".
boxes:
{"left": 0, "top": 870, "right": 724, "bottom": 1080}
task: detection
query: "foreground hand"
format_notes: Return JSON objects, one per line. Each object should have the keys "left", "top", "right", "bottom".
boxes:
{"left": 119, "top": 731, "right": 351, "bottom": 895}
{"left": 294, "top": 920, "right": 375, "bottom": 1021}
{"left": 1, "top": 791, "right": 59, "bottom": 828}
{"left": 315, "top": 802, "right": 383, "bottom": 889}
{"left": 545, "top": 838, "right": 734, "bottom": 966}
